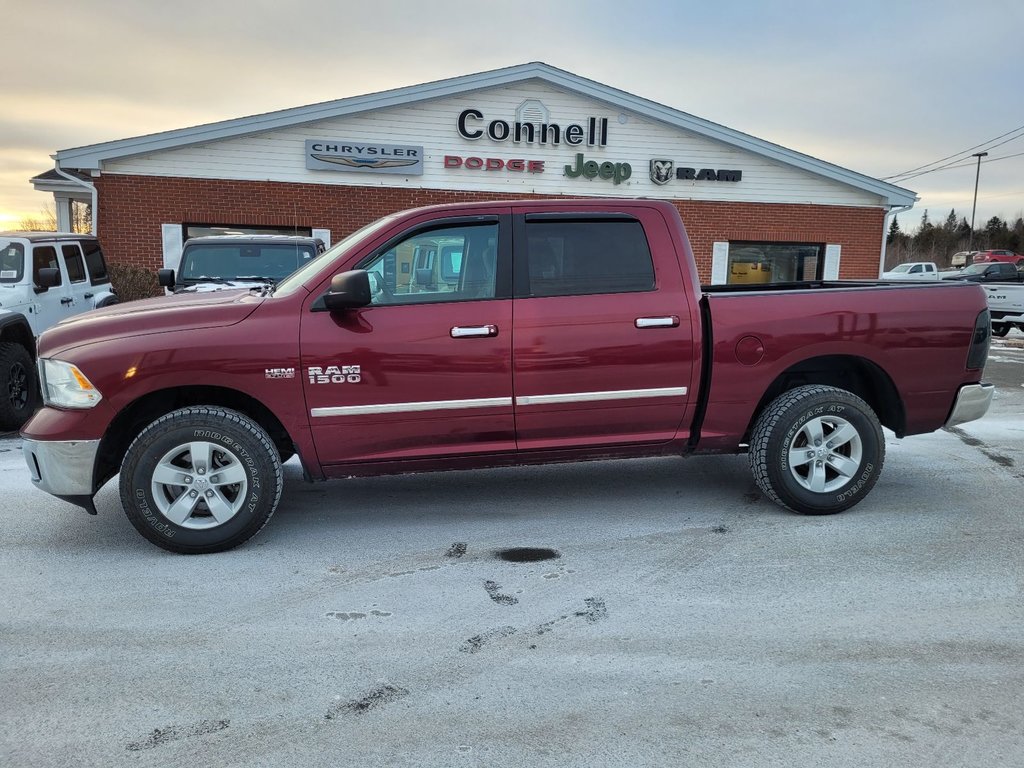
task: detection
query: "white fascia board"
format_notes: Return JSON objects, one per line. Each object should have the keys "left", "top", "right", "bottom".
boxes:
{"left": 53, "top": 61, "right": 916, "bottom": 207}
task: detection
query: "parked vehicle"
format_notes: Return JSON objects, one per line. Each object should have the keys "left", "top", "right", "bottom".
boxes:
{"left": 0, "top": 232, "right": 117, "bottom": 430}
{"left": 983, "top": 283, "right": 1024, "bottom": 336}
{"left": 950, "top": 251, "right": 977, "bottom": 269}
{"left": 971, "top": 249, "right": 1024, "bottom": 266}
{"left": 942, "top": 262, "right": 1024, "bottom": 283}
{"left": 881, "top": 262, "right": 939, "bottom": 280}
{"left": 21, "top": 200, "right": 993, "bottom": 553}
{"left": 159, "top": 234, "right": 326, "bottom": 293}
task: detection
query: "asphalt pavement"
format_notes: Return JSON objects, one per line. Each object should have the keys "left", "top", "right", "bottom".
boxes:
{"left": 1, "top": 335, "right": 1022, "bottom": 767}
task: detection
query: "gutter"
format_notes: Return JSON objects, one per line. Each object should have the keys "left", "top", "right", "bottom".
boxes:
{"left": 879, "top": 204, "right": 914, "bottom": 277}
{"left": 52, "top": 160, "right": 98, "bottom": 235}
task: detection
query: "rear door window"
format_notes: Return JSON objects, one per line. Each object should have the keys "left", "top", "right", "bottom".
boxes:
{"left": 521, "top": 218, "right": 655, "bottom": 298}
{"left": 62, "top": 245, "right": 87, "bottom": 283}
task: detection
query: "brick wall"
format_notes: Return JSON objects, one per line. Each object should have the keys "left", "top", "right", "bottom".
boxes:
{"left": 95, "top": 174, "right": 885, "bottom": 281}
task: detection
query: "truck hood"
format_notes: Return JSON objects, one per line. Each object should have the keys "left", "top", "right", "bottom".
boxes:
{"left": 39, "top": 289, "right": 264, "bottom": 357}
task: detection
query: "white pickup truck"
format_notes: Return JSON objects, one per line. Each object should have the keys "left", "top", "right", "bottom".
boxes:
{"left": 0, "top": 232, "right": 117, "bottom": 429}
{"left": 984, "top": 283, "right": 1024, "bottom": 336}
{"left": 881, "top": 261, "right": 939, "bottom": 280}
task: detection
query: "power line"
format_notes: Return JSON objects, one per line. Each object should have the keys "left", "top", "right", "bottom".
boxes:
{"left": 883, "top": 124, "right": 1024, "bottom": 181}
{"left": 891, "top": 149, "right": 1024, "bottom": 184}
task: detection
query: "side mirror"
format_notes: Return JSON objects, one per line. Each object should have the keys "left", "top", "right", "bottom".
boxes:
{"left": 323, "top": 269, "right": 371, "bottom": 311}
{"left": 34, "top": 267, "right": 60, "bottom": 292}
{"left": 157, "top": 269, "right": 176, "bottom": 288}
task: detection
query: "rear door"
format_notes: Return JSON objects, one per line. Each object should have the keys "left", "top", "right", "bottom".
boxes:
{"left": 510, "top": 208, "right": 697, "bottom": 451}
{"left": 59, "top": 243, "right": 92, "bottom": 309}
{"left": 301, "top": 213, "right": 516, "bottom": 465}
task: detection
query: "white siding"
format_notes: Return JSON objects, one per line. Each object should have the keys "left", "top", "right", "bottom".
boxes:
{"left": 103, "top": 82, "right": 884, "bottom": 208}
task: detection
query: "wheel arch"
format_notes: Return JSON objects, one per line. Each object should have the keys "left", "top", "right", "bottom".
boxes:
{"left": 746, "top": 355, "right": 904, "bottom": 441}
{"left": 0, "top": 315, "right": 36, "bottom": 359}
{"left": 95, "top": 385, "right": 296, "bottom": 489}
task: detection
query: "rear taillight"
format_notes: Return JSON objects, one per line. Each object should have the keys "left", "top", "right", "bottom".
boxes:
{"left": 967, "top": 309, "right": 991, "bottom": 370}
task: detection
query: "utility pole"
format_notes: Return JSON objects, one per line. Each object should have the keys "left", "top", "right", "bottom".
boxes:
{"left": 968, "top": 152, "right": 988, "bottom": 251}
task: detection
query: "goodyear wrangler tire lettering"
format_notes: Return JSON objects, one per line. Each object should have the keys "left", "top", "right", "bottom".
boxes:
{"left": 119, "top": 406, "right": 283, "bottom": 554}
{"left": 749, "top": 385, "right": 884, "bottom": 516}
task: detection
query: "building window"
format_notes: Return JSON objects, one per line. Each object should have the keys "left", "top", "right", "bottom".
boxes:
{"left": 726, "top": 242, "right": 824, "bottom": 284}
{"left": 183, "top": 223, "right": 313, "bottom": 239}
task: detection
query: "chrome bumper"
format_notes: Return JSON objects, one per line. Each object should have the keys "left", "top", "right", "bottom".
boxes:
{"left": 945, "top": 382, "right": 995, "bottom": 428}
{"left": 22, "top": 438, "right": 100, "bottom": 497}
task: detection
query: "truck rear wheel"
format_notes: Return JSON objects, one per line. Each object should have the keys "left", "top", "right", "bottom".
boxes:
{"left": 991, "top": 323, "right": 1010, "bottom": 337}
{"left": 0, "top": 342, "right": 39, "bottom": 431}
{"left": 119, "top": 407, "right": 283, "bottom": 553}
{"left": 749, "top": 385, "right": 884, "bottom": 515}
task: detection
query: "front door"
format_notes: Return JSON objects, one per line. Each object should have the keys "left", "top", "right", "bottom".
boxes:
{"left": 28, "top": 245, "right": 73, "bottom": 334}
{"left": 301, "top": 215, "right": 516, "bottom": 466}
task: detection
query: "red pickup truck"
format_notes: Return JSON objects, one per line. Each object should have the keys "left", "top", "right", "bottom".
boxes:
{"left": 21, "top": 199, "right": 994, "bottom": 553}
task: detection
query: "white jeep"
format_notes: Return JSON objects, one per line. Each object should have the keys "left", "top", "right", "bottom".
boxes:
{"left": 0, "top": 232, "right": 118, "bottom": 430}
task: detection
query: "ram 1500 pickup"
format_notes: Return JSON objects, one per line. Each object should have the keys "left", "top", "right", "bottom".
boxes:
{"left": 21, "top": 200, "right": 994, "bottom": 553}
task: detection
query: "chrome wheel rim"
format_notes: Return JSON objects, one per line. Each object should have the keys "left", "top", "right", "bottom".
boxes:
{"left": 787, "top": 415, "right": 863, "bottom": 493}
{"left": 150, "top": 441, "right": 249, "bottom": 529}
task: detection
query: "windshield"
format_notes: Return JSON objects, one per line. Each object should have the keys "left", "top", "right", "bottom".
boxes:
{"left": 959, "top": 264, "right": 988, "bottom": 275}
{"left": 179, "top": 243, "right": 318, "bottom": 284}
{"left": 888, "top": 264, "right": 912, "bottom": 273}
{"left": 0, "top": 240, "right": 25, "bottom": 283}
{"left": 274, "top": 213, "right": 403, "bottom": 298}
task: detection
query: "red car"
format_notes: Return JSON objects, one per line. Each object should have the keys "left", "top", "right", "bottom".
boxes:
{"left": 972, "top": 249, "right": 1024, "bottom": 266}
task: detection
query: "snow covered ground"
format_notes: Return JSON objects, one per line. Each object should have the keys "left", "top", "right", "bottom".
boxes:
{"left": 1, "top": 346, "right": 1021, "bottom": 767}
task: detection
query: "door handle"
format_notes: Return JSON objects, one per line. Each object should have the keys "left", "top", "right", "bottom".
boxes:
{"left": 61, "top": 297, "right": 74, "bottom": 305}
{"left": 635, "top": 316, "right": 679, "bottom": 328}
{"left": 84, "top": 292, "right": 93, "bottom": 299}
{"left": 451, "top": 325, "right": 498, "bottom": 338}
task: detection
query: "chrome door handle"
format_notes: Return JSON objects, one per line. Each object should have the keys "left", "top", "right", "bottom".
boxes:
{"left": 451, "top": 325, "right": 498, "bottom": 338}
{"left": 635, "top": 316, "right": 679, "bottom": 328}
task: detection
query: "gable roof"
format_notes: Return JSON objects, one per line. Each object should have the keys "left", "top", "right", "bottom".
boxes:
{"left": 53, "top": 62, "right": 916, "bottom": 207}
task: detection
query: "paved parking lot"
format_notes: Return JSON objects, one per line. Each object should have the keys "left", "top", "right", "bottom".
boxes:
{"left": 2, "top": 337, "right": 1022, "bottom": 767}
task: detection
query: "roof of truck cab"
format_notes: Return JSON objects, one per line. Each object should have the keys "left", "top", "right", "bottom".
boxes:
{"left": 0, "top": 232, "right": 97, "bottom": 242}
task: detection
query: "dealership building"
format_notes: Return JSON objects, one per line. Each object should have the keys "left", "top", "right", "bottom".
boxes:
{"left": 32, "top": 62, "right": 916, "bottom": 284}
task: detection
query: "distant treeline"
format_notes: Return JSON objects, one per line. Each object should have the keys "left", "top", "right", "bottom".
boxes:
{"left": 886, "top": 210, "right": 1024, "bottom": 268}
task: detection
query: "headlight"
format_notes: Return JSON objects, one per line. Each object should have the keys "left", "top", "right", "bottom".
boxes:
{"left": 39, "top": 359, "right": 103, "bottom": 408}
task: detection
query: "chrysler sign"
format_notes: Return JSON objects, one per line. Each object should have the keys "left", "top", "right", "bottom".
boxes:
{"left": 305, "top": 140, "right": 424, "bottom": 175}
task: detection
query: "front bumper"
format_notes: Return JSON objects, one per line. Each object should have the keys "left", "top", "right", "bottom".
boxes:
{"left": 23, "top": 437, "right": 100, "bottom": 497}
{"left": 945, "top": 382, "right": 995, "bottom": 428}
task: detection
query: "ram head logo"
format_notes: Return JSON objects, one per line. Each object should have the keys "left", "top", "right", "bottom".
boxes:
{"left": 649, "top": 159, "right": 673, "bottom": 186}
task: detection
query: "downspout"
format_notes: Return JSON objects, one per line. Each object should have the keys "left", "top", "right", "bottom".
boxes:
{"left": 53, "top": 159, "right": 98, "bottom": 235}
{"left": 879, "top": 203, "right": 913, "bottom": 277}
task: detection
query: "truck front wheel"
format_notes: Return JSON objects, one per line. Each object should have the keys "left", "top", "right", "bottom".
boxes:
{"left": 119, "top": 407, "right": 283, "bottom": 553}
{"left": 749, "top": 385, "right": 884, "bottom": 515}
{"left": 0, "top": 342, "right": 39, "bottom": 431}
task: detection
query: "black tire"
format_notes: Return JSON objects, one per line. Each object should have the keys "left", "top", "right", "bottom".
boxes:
{"left": 119, "top": 407, "right": 283, "bottom": 553}
{"left": 96, "top": 296, "right": 120, "bottom": 308}
{"left": 749, "top": 385, "right": 884, "bottom": 516}
{"left": 0, "top": 342, "right": 39, "bottom": 431}
{"left": 992, "top": 323, "right": 1010, "bottom": 337}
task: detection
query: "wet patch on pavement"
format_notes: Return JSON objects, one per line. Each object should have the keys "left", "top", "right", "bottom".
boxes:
{"left": 445, "top": 542, "right": 467, "bottom": 558}
{"left": 325, "top": 684, "right": 409, "bottom": 718}
{"left": 494, "top": 547, "right": 560, "bottom": 563}
{"left": 483, "top": 580, "right": 518, "bottom": 605}
{"left": 126, "top": 719, "right": 229, "bottom": 751}
{"left": 460, "top": 626, "right": 517, "bottom": 653}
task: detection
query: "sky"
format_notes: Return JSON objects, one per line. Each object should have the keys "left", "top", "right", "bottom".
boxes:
{"left": 3, "top": 0, "right": 1022, "bottom": 234}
